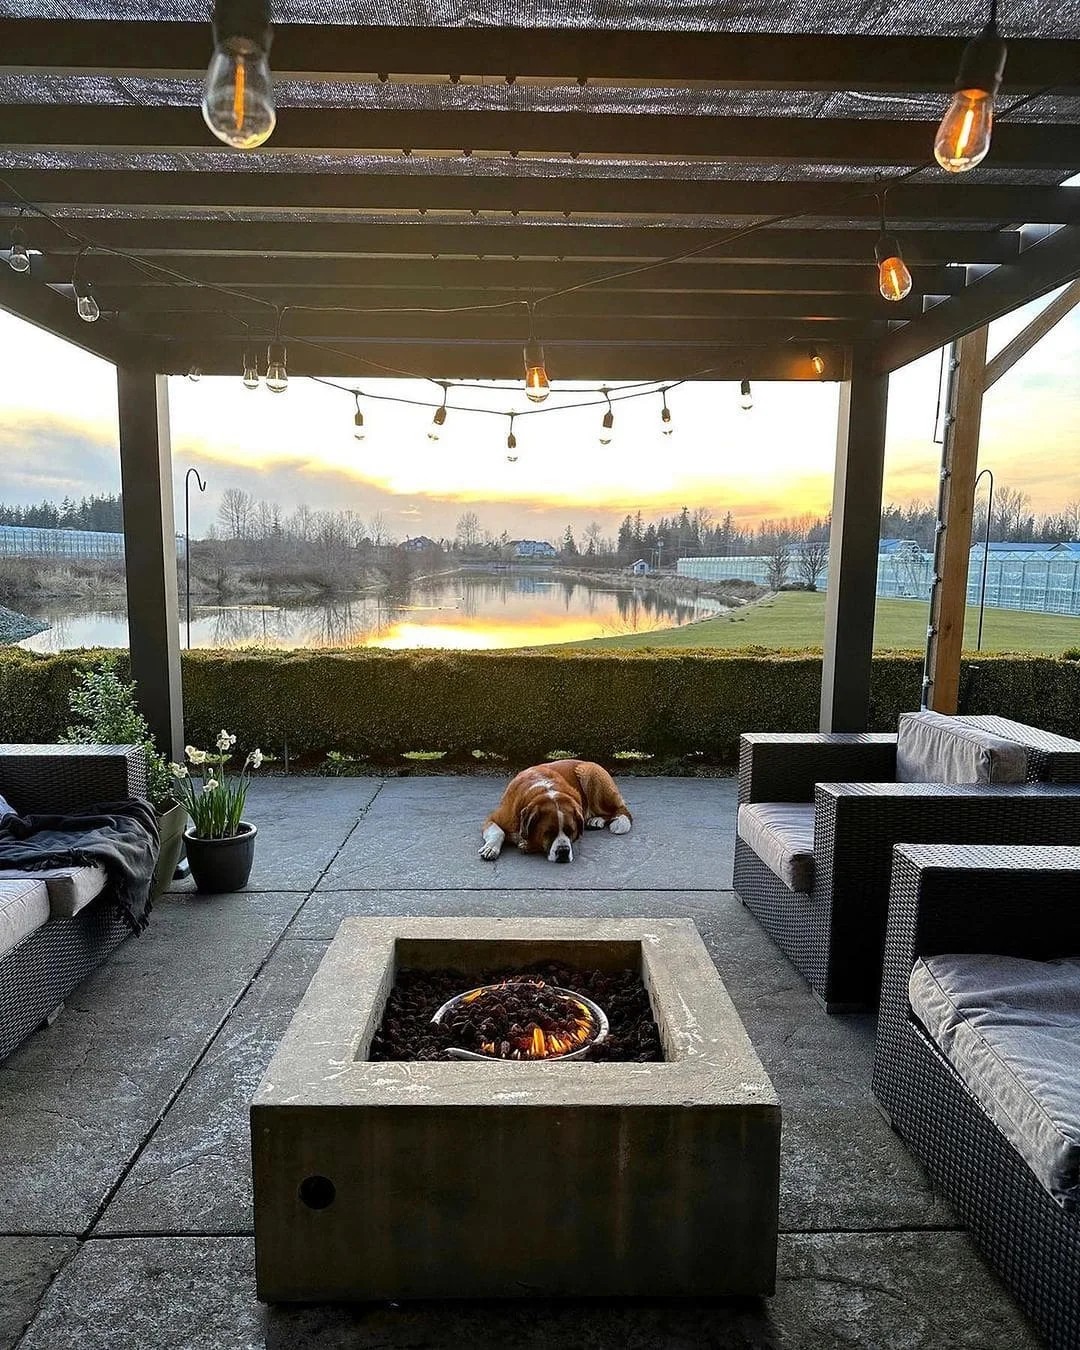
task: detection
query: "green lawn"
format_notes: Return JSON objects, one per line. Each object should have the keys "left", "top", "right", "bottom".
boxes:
{"left": 564, "top": 591, "right": 1080, "bottom": 655}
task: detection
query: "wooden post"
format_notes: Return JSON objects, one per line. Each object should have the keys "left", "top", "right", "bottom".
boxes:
{"left": 116, "top": 365, "right": 184, "bottom": 761}
{"left": 820, "top": 352, "right": 889, "bottom": 731}
{"left": 924, "top": 327, "right": 989, "bottom": 714}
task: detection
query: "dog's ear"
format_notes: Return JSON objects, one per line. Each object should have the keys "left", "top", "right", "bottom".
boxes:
{"left": 518, "top": 805, "right": 537, "bottom": 841}
{"left": 570, "top": 802, "right": 585, "bottom": 837}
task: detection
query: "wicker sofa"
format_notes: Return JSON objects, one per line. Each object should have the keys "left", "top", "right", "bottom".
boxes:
{"left": 733, "top": 714, "right": 1080, "bottom": 1010}
{"left": 0, "top": 743, "right": 153, "bottom": 1061}
{"left": 873, "top": 843, "right": 1080, "bottom": 1350}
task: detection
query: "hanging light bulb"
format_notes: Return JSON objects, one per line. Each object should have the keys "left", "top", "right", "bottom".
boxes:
{"left": 523, "top": 337, "right": 550, "bottom": 403}
{"left": 810, "top": 349, "right": 825, "bottom": 377}
{"left": 599, "top": 390, "right": 615, "bottom": 446}
{"left": 242, "top": 351, "right": 260, "bottom": 389}
{"left": 934, "top": 9, "right": 1007, "bottom": 173}
{"left": 353, "top": 395, "right": 366, "bottom": 441}
{"left": 265, "top": 340, "right": 287, "bottom": 393}
{"left": 202, "top": 0, "right": 276, "bottom": 150}
{"left": 429, "top": 387, "right": 449, "bottom": 441}
{"left": 506, "top": 414, "right": 519, "bottom": 460}
{"left": 875, "top": 192, "right": 913, "bottom": 302}
{"left": 660, "top": 389, "right": 673, "bottom": 436}
{"left": 74, "top": 280, "right": 100, "bottom": 324}
{"left": 7, "top": 226, "right": 30, "bottom": 274}
{"left": 876, "top": 234, "right": 913, "bottom": 302}
{"left": 187, "top": 365, "right": 202, "bottom": 382}
{"left": 740, "top": 378, "right": 753, "bottom": 411}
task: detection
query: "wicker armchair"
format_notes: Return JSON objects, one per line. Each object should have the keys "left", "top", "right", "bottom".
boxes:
{"left": 733, "top": 721, "right": 1080, "bottom": 1009}
{"left": 873, "top": 844, "right": 1080, "bottom": 1350}
{"left": 0, "top": 743, "right": 148, "bottom": 1061}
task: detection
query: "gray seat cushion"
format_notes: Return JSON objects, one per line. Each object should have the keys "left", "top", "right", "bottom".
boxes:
{"left": 896, "top": 711, "right": 1030, "bottom": 785}
{"left": 0, "top": 865, "right": 107, "bottom": 918}
{"left": 737, "top": 802, "right": 815, "bottom": 892}
{"left": 0, "top": 876, "right": 50, "bottom": 959}
{"left": 909, "top": 952, "right": 1080, "bottom": 1210}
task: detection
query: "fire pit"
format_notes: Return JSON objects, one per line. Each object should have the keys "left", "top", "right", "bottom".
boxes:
{"left": 252, "top": 917, "right": 780, "bottom": 1302}
{"left": 430, "top": 978, "right": 610, "bottom": 1061}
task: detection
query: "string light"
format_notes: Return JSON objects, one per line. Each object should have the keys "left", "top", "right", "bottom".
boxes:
{"left": 809, "top": 349, "right": 825, "bottom": 376}
{"left": 74, "top": 280, "right": 99, "bottom": 323}
{"left": 265, "top": 340, "right": 287, "bottom": 393}
{"left": 660, "top": 388, "right": 673, "bottom": 436}
{"left": 187, "top": 365, "right": 202, "bottom": 382}
{"left": 599, "top": 389, "right": 614, "bottom": 445}
{"left": 353, "top": 393, "right": 366, "bottom": 441}
{"left": 242, "top": 350, "right": 259, "bottom": 389}
{"left": 523, "top": 336, "right": 550, "bottom": 403}
{"left": 7, "top": 225, "right": 30, "bottom": 274}
{"left": 429, "top": 385, "right": 449, "bottom": 441}
{"left": 740, "top": 378, "right": 753, "bottom": 411}
{"left": 202, "top": 0, "right": 276, "bottom": 149}
{"left": 506, "top": 414, "right": 518, "bottom": 459}
{"left": 935, "top": 1, "right": 1007, "bottom": 173}
{"left": 875, "top": 192, "right": 913, "bottom": 302}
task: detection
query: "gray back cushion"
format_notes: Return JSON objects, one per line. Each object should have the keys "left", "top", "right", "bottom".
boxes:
{"left": 896, "top": 711, "right": 1030, "bottom": 785}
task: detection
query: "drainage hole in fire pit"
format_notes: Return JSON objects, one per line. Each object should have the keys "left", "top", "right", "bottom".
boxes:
{"left": 298, "top": 1175, "right": 336, "bottom": 1210}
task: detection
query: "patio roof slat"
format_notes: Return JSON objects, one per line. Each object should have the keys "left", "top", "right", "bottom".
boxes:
{"left": 3, "top": 22, "right": 1079, "bottom": 96}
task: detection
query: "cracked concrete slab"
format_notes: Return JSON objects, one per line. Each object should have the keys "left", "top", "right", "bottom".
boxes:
{"left": 169, "top": 777, "right": 383, "bottom": 893}
{"left": 0, "top": 891, "right": 302, "bottom": 1233}
{"left": 0, "top": 1237, "right": 75, "bottom": 1350}
{"left": 15, "top": 1232, "right": 1039, "bottom": 1350}
{"left": 97, "top": 940, "right": 328, "bottom": 1236}
{"left": 316, "top": 776, "right": 737, "bottom": 891}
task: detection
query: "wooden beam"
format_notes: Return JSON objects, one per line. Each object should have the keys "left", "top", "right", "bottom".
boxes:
{"left": 925, "top": 329, "right": 989, "bottom": 715}
{"left": 983, "top": 278, "right": 1080, "bottom": 390}
{"left": 116, "top": 366, "right": 184, "bottom": 761}
{"left": 6, "top": 105, "right": 1078, "bottom": 170}
{"left": 38, "top": 254, "right": 965, "bottom": 297}
{"left": 3, "top": 22, "right": 1078, "bottom": 94}
{"left": 820, "top": 351, "right": 889, "bottom": 732}
{"left": 0, "top": 266, "right": 153, "bottom": 367}
{"left": 158, "top": 341, "right": 845, "bottom": 381}
{"left": 4, "top": 169, "right": 1074, "bottom": 225}
{"left": 871, "top": 225, "right": 1080, "bottom": 374}
{"left": 16, "top": 218, "right": 1024, "bottom": 268}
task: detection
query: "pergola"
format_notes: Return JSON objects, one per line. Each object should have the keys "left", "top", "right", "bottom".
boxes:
{"left": 2, "top": 8, "right": 1080, "bottom": 758}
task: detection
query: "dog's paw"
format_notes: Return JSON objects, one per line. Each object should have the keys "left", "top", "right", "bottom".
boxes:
{"left": 478, "top": 841, "right": 500, "bottom": 861}
{"left": 586, "top": 816, "right": 607, "bottom": 830}
{"left": 609, "top": 814, "right": 632, "bottom": 835}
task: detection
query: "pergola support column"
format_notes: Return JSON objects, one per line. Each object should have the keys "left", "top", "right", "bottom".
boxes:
{"left": 820, "top": 353, "right": 889, "bottom": 731}
{"left": 116, "top": 366, "right": 184, "bottom": 761}
{"left": 923, "top": 327, "right": 989, "bottom": 713}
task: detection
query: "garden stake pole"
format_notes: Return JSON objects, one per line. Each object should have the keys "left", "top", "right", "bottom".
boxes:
{"left": 184, "top": 466, "right": 206, "bottom": 649}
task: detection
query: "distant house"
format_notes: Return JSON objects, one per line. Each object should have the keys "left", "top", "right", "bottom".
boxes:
{"left": 402, "top": 535, "right": 437, "bottom": 552}
{"left": 512, "top": 539, "right": 558, "bottom": 560}
{"left": 630, "top": 558, "right": 650, "bottom": 576}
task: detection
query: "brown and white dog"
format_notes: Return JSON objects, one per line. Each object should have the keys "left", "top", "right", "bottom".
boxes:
{"left": 479, "top": 760, "right": 632, "bottom": 864}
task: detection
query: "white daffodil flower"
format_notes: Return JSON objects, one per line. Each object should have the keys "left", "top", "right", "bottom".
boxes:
{"left": 169, "top": 762, "right": 189, "bottom": 778}
{"left": 216, "top": 729, "right": 237, "bottom": 752}
{"left": 203, "top": 778, "right": 219, "bottom": 792}
{"left": 249, "top": 749, "right": 264, "bottom": 769}
{"left": 186, "top": 746, "right": 208, "bottom": 764}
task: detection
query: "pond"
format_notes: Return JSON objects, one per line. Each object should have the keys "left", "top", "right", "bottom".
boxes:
{"left": 16, "top": 571, "right": 726, "bottom": 653}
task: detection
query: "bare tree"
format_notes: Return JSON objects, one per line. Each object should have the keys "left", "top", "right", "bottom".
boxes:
{"left": 993, "top": 486, "right": 1032, "bottom": 541}
{"left": 455, "top": 511, "right": 482, "bottom": 550}
{"left": 367, "top": 511, "right": 389, "bottom": 547}
{"left": 217, "top": 488, "right": 254, "bottom": 540}
{"left": 797, "top": 537, "right": 829, "bottom": 590}
{"left": 765, "top": 533, "right": 792, "bottom": 590}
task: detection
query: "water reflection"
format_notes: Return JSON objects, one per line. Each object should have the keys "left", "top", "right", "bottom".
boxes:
{"left": 18, "top": 572, "right": 725, "bottom": 653}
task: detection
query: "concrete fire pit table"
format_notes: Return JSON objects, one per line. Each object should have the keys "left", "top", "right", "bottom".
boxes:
{"left": 251, "top": 917, "right": 780, "bottom": 1302}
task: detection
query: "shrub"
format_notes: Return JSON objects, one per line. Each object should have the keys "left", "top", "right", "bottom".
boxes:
{"left": 2, "top": 646, "right": 1078, "bottom": 767}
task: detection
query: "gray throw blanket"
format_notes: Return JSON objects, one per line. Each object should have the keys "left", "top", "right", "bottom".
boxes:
{"left": 0, "top": 798, "right": 160, "bottom": 932}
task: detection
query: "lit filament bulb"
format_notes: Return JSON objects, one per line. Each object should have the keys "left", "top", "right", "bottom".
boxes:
{"left": 810, "top": 349, "right": 825, "bottom": 377}
{"left": 876, "top": 235, "right": 913, "bottom": 302}
{"left": 202, "top": 0, "right": 276, "bottom": 150}
{"left": 523, "top": 339, "right": 550, "bottom": 403}
{"left": 934, "top": 22, "right": 1006, "bottom": 174}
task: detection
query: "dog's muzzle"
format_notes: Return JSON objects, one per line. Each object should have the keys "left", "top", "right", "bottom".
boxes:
{"left": 551, "top": 839, "right": 573, "bottom": 863}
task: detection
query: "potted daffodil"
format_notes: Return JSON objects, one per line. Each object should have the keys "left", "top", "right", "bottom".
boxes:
{"left": 171, "top": 731, "right": 263, "bottom": 893}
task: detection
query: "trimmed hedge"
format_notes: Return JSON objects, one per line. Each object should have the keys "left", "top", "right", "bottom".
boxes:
{"left": 1, "top": 647, "right": 1077, "bottom": 765}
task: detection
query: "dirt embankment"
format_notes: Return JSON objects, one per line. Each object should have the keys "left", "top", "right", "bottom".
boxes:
{"left": 545, "top": 567, "right": 764, "bottom": 608}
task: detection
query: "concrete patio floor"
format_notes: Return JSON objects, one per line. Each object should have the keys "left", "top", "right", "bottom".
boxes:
{"left": 0, "top": 775, "right": 1040, "bottom": 1349}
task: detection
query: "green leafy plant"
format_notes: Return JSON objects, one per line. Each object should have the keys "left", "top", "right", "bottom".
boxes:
{"left": 172, "top": 731, "right": 262, "bottom": 839}
{"left": 62, "top": 659, "right": 177, "bottom": 812}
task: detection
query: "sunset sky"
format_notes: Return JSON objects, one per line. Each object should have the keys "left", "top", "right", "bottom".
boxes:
{"left": 1, "top": 290, "right": 1078, "bottom": 543}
